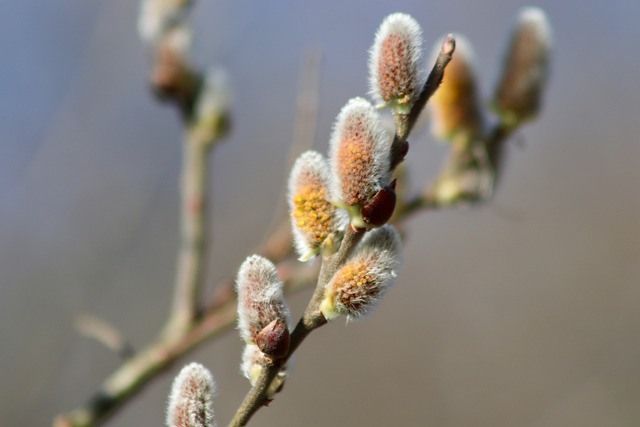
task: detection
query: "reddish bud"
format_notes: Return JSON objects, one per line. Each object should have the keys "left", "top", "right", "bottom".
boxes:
{"left": 361, "top": 179, "right": 397, "bottom": 228}
{"left": 255, "top": 319, "right": 290, "bottom": 360}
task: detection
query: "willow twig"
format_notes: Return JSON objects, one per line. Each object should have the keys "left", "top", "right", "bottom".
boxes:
{"left": 75, "top": 315, "right": 134, "bottom": 360}
{"left": 163, "top": 130, "right": 210, "bottom": 338}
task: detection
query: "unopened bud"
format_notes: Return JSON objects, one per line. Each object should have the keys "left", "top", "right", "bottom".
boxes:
{"left": 429, "top": 35, "right": 484, "bottom": 143}
{"left": 361, "top": 179, "right": 397, "bottom": 228}
{"left": 329, "top": 97, "right": 391, "bottom": 228}
{"left": 369, "top": 13, "right": 424, "bottom": 115}
{"left": 493, "top": 7, "right": 551, "bottom": 127}
{"left": 255, "top": 319, "right": 290, "bottom": 359}
{"left": 288, "top": 151, "right": 340, "bottom": 261}
{"left": 320, "top": 226, "right": 401, "bottom": 320}
{"left": 166, "top": 362, "right": 216, "bottom": 427}
{"left": 236, "top": 256, "right": 290, "bottom": 347}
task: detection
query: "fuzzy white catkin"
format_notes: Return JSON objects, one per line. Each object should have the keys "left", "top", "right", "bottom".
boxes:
{"left": 236, "top": 255, "right": 290, "bottom": 344}
{"left": 321, "top": 226, "right": 402, "bottom": 321}
{"left": 166, "top": 362, "right": 216, "bottom": 427}
{"left": 287, "top": 150, "right": 339, "bottom": 261}
{"left": 369, "top": 13, "right": 424, "bottom": 112}
{"left": 328, "top": 97, "right": 391, "bottom": 208}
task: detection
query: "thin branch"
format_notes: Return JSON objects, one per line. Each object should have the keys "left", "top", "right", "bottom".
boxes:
{"left": 163, "top": 130, "right": 210, "bottom": 338}
{"left": 54, "top": 298, "right": 236, "bottom": 427}
{"left": 75, "top": 315, "right": 134, "bottom": 360}
{"left": 53, "top": 256, "right": 318, "bottom": 427}
{"left": 396, "top": 119, "right": 516, "bottom": 219}
{"left": 227, "top": 358, "right": 283, "bottom": 427}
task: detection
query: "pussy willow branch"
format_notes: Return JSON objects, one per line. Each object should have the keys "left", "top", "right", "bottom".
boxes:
{"left": 228, "top": 225, "right": 365, "bottom": 427}
{"left": 53, "top": 128, "right": 513, "bottom": 427}
{"left": 54, "top": 29, "right": 525, "bottom": 427}
{"left": 226, "top": 39, "right": 457, "bottom": 427}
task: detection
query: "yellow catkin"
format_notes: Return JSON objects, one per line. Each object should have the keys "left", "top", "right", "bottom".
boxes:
{"left": 291, "top": 181, "right": 333, "bottom": 245}
{"left": 430, "top": 38, "right": 481, "bottom": 141}
{"left": 331, "top": 261, "right": 378, "bottom": 312}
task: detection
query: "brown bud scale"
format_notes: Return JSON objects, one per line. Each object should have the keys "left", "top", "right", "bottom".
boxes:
{"left": 255, "top": 319, "right": 290, "bottom": 359}
{"left": 362, "top": 179, "right": 397, "bottom": 228}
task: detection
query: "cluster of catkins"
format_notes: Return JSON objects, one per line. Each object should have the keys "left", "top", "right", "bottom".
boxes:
{"left": 235, "top": 12, "right": 426, "bottom": 391}
{"left": 428, "top": 7, "right": 550, "bottom": 202}
{"left": 165, "top": 7, "right": 551, "bottom": 426}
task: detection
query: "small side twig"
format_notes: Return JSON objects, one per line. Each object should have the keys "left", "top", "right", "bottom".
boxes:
{"left": 75, "top": 315, "right": 134, "bottom": 360}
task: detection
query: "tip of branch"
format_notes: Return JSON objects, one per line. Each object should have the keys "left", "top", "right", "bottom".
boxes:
{"left": 442, "top": 34, "right": 456, "bottom": 56}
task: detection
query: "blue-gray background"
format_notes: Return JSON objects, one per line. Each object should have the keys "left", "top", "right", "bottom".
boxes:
{"left": 1, "top": 1, "right": 639, "bottom": 426}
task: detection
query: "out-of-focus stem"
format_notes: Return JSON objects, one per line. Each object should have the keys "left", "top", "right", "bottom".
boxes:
{"left": 163, "top": 131, "right": 210, "bottom": 338}
{"left": 53, "top": 298, "right": 237, "bottom": 427}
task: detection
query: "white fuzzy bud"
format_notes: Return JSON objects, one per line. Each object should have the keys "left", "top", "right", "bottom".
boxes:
{"left": 166, "top": 362, "right": 216, "bottom": 427}
{"left": 236, "top": 256, "right": 290, "bottom": 350}
{"left": 369, "top": 13, "right": 424, "bottom": 114}
{"left": 329, "top": 97, "right": 391, "bottom": 228}
{"left": 320, "top": 226, "right": 402, "bottom": 321}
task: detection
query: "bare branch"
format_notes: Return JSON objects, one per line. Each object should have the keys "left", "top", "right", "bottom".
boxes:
{"left": 75, "top": 315, "right": 134, "bottom": 360}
